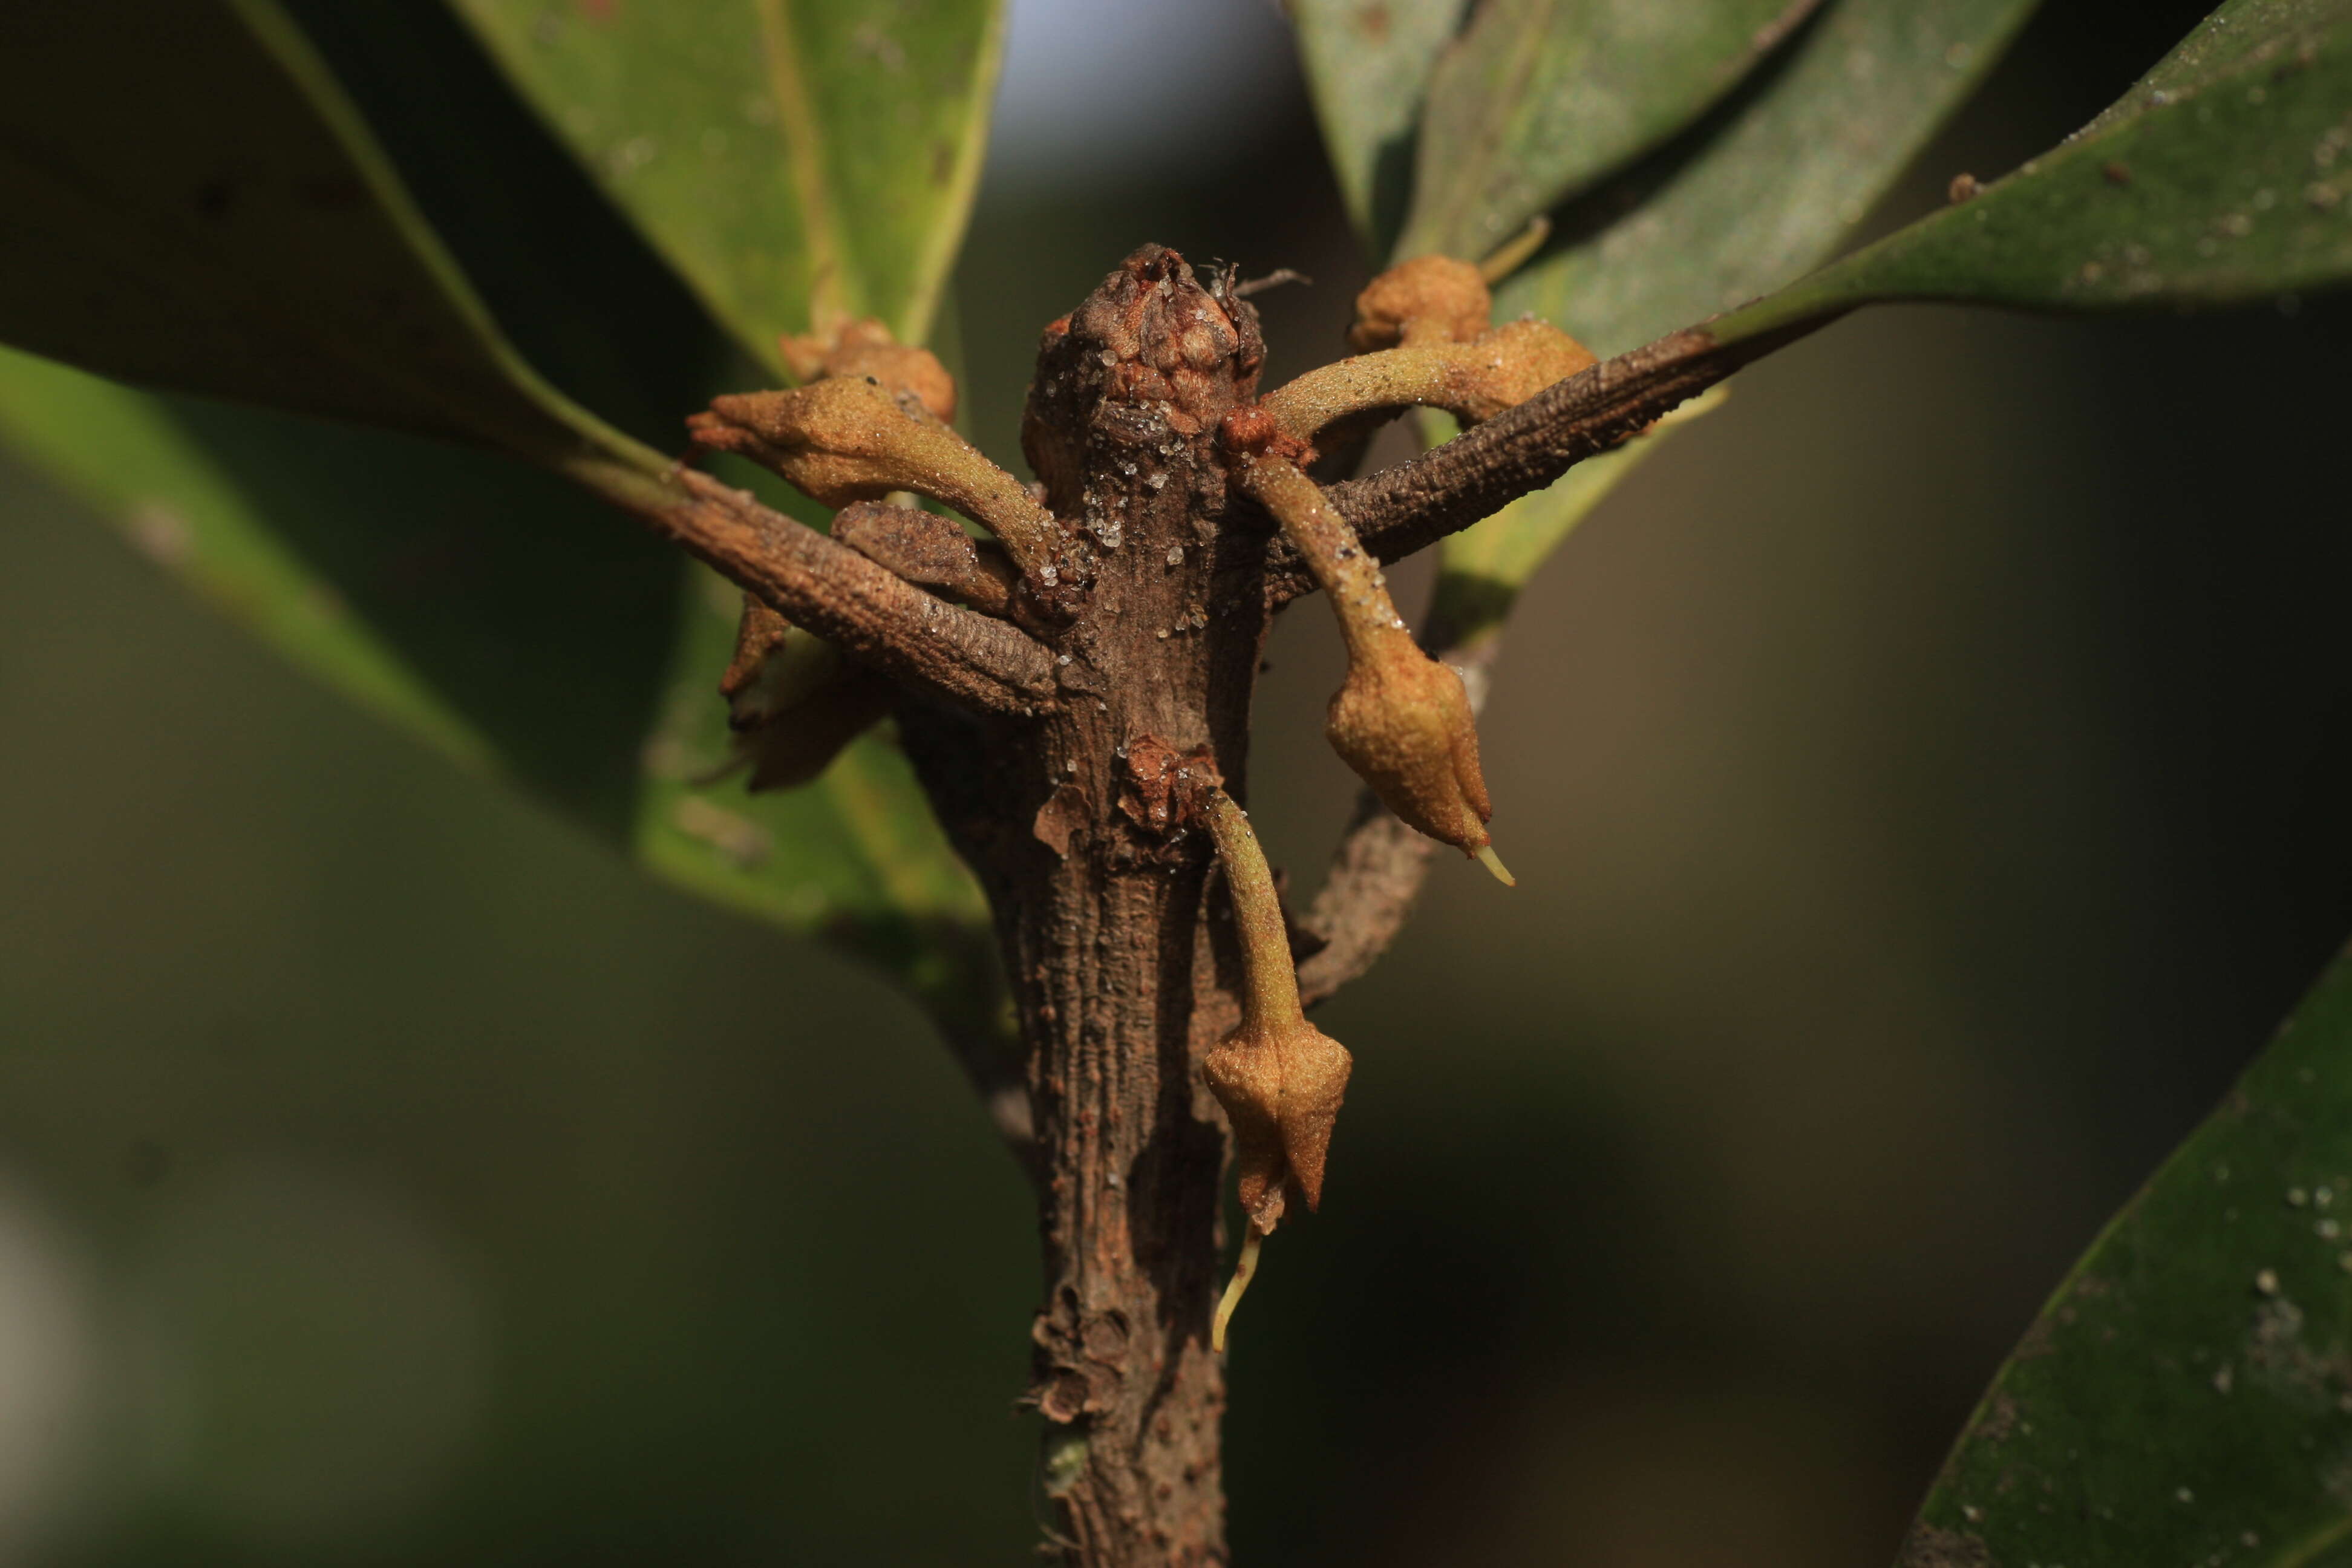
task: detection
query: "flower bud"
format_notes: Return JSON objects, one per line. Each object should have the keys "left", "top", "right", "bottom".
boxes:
{"left": 689, "top": 378, "right": 1057, "bottom": 574}
{"left": 780, "top": 317, "right": 958, "bottom": 423}
{"left": 1198, "top": 789, "right": 1359, "bottom": 1350}
{"left": 1202, "top": 1008, "right": 1353, "bottom": 1233}
{"left": 1326, "top": 641, "right": 1506, "bottom": 879}
{"left": 1348, "top": 255, "right": 1491, "bottom": 352}
{"left": 1240, "top": 457, "right": 1516, "bottom": 884}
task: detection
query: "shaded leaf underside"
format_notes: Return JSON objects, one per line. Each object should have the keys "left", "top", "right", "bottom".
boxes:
{"left": 0, "top": 0, "right": 1006, "bottom": 1042}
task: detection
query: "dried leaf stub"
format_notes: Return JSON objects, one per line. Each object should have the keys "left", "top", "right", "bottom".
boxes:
{"left": 1202, "top": 1013, "right": 1353, "bottom": 1232}
{"left": 1326, "top": 645, "right": 1497, "bottom": 866}
{"left": 832, "top": 498, "right": 1016, "bottom": 618}
{"left": 713, "top": 598, "right": 887, "bottom": 792}
{"left": 719, "top": 594, "right": 792, "bottom": 714}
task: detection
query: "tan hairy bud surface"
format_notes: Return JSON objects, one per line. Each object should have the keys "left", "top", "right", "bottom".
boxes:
{"left": 1347, "top": 255, "right": 1491, "bottom": 352}
{"left": 690, "top": 379, "right": 1057, "bottom": 574}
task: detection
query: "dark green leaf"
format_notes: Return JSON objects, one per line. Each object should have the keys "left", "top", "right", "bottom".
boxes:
{"left": 0, "top": 1, "right": 1008, "bottom": 1044}
{"left": 1898, "top": 939, "right": 2352, "bottom": 1567}
{"left": 0, "top": 344, "right": 1000, "bottom": 1041}
{"left": 1725, "top": 0, "right": 2352, "bottom": 340}
{"left": 450, "top": 0, "right": 1010, "bottom": 371}
{"left": 0, "top": 0, "right": 655, "bottom": 488}
{"left": 1289, "top": 0, "right": 1472, "bottom": 253}
{"left": 1396, "top": 0, "right": 1826, "bottom": 264}
{"left": 1433, "top": 0, "right": 2040, "bottom": 646}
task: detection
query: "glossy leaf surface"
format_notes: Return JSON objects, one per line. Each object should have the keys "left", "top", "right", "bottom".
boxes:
{"left": 452, "top": 0, "right": 1009, "bottom": 373}
{"left": 1432, "top": 0, "right": 2040, "bottom": 644}
{"left": 1726, "top": 0, "right": 2352, "bottom": 339}
{"left": 0, "top": 0, "right": 652, "bottom": 486}
{"left": 1289, "top": 0, "right": 1472, "bottom": 253}
{"left": 1396, "top": 0, "right": 1825, "bottom": 263}
{"left": 1898, "top": 941, "right": 2352, "bottom": 1567}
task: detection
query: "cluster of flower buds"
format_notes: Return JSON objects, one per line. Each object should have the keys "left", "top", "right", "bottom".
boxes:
{"left": 688, "top": 318, "right": 1049, "bottom": 788}
{"left": 1217, "top": 251, "right": 1600, "bottom": 883}
{"left": 1198, "top": 788, "right": 1354, "bottom": 1350}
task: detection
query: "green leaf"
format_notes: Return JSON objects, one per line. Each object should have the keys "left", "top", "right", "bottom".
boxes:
{"left": 449, "top": 0, "right": 1010, "bottom": 373}
{"left": 0, "top": 2, "right": 1008, "bottom": 1050}
{"left": 1289, "top": 0, "right": 1473, "bottom": 253}
{"left": 1395, "top": 0, "right": 1827, "bottom": 264}
{"left": 0, "top": 344, "right": 1000, "bottom": 1048}
{"left": 0, "top": 0, "right": 657, "bottom": 491}
{"left": 1725, "top": 0, "right": 2352, "bottom": 340}
{"left": 1898, "top": 939, "right": 2352, "bottom": 1567}
{"left": 1431, "top": 0, "right": 2040, "bottom": 646}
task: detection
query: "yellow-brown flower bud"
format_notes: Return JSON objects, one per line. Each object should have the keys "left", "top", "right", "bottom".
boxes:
{"left": 689, "top": 377, "right": 1057, "bottom": 575}
{"left": 1199, "top": 788, "right": 1356, "bottom": 1350}
{"left": 1239, "top": 457, "right": 1514, "bottom": 883}
{"left": 1262, "top": 319, "right": 1596, "bottom": 443}
{"left": 1325, "top": 638, "right": 1500, "bottom": 872}
{"left": 1348, "top": 255, "right": 1491, "bottom": 352}
{"left": 779, "top": 317, "right": 958, "bottom": 423}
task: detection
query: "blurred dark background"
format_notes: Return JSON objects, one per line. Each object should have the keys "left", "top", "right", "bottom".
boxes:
{"left": 4, "top": 1, "right": 2351, "bottom": 1563}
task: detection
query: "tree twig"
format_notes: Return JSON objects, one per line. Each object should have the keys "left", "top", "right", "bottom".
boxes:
{"left": 644, "top": 468, "right": 1058, "bottom": 716}
{"left": 1265, "top": 319, "right": 1829, "bottom": 607}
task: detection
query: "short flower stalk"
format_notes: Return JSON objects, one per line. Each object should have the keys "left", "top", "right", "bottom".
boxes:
{"left": 1199, "top": 787, "right": 1354, "bottom": 1350}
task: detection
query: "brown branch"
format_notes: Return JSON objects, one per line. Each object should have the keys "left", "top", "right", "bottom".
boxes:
{"left": 1265, "top": 319, "right": 1829, "bottom": 606}
{"left": 642, "top": 468, "right": 1057, "bottom": 717}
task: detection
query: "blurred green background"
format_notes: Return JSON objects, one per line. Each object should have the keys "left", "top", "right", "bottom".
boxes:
{"left": 4, "top": 2, "right": 2351, "bottom": 1563}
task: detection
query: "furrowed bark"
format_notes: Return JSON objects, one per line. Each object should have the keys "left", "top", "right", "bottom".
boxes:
{"left": 897, "top": 247, "right": 1277, "bottom": 1565}
{"left": 652, "top": 249, "right": 1823, "bottom": 1564}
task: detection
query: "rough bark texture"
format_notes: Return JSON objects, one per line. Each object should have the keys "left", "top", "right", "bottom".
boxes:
{"left": 642, "top": 244, "right": 1829, "bottom": 1566}
{"left": 897, "top": 246, "right": 1280, "bottom": 1566}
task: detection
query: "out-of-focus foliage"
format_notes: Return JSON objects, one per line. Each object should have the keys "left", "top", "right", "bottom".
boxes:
{"left": 1726, "top": 0, "right": 2352, "bottom": 336}
{"left": 451, "top": 0, "right": 1008, "bottom": 371}
{"left": 1289, "top": 0, "right": 1471, "bottom": 252}
{"left": 1397, "top": 0, "right": 1831, "bottom": 264}
{"left": 0, "top": 0, "right": 1005, "bottom": 1043}
{"left": 1904, "top": 941, "right": 2352, "bottom": 1568}
{"left": 0, "top": 1, "right": 653, "bottom": 485}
